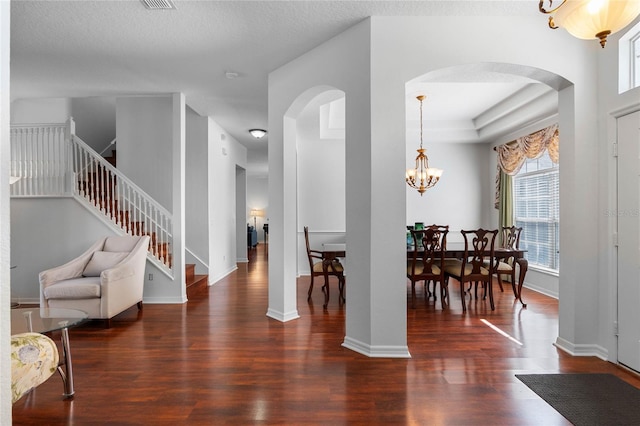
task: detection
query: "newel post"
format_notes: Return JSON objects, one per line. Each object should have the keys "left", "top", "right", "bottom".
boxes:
{"left": 64, "top": 117, "right": 76, "bottom": 195}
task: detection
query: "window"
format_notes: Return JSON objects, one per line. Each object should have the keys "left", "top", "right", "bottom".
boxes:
{"left": 514, "top": 151, "right": 559, "bottom": 272}
{"left": 633, "top": 32, "right": 640, "bottom": 89}
{"left": 619, "top": 21, "right": 640, "bottom": 93}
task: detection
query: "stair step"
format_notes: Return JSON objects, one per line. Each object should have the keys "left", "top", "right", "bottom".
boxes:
{"left": 186, "top": 273, "right": 208, "bottom": 299}
{"left": 186, "top": 263, "right": 195, "bottom": 284}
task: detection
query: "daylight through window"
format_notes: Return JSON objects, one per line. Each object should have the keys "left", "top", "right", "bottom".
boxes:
{"left": 513, "top": 150, "right": 559, "bottom": 273}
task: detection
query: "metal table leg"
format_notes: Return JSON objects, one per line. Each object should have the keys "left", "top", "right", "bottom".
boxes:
{"left": 57, "top": 322, "right": 75, "bottom": 399}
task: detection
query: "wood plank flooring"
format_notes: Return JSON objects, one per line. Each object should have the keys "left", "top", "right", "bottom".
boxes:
{"left": 12, "top": 244, "right": 640, "bottom": 425}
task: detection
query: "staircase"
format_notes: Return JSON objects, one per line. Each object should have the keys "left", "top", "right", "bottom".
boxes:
{"left": 10, "top": 119, "right": 210, "bottom": 294}
{"left": 88, "top": 149, "right": 209, "bottom": 294}
{"left": 76, "top": 147, "right": 174, "bottom": 270}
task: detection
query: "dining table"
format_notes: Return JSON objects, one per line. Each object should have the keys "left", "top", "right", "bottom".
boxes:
{"left": 408, "top": 241, "right": 529, "bottom": 307}
{"left": 317, "top": 241, "right": 529, "bottom": 308}
{"left": 320, "top": 243, "right": 346, "bottom": 308}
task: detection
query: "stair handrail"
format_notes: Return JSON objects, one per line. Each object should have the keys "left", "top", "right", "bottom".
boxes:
{"left": 98, "top": 138, "right": 117, "bottom": 156}
{"left": 70, "top": 135, "right": 173, "bottom": 218}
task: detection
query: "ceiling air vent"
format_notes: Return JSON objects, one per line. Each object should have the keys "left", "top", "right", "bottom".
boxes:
{"left": 141, "top": 0, "right": 176, "bottom": 10}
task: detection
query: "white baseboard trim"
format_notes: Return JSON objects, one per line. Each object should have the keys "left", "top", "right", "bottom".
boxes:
{"left": 11, "top": 297, "right": 39, "bottom": 306}
{"left": 266, "top": 308, "right": 300, "bottom": 322}
{"left": 143, "top": 295, "right": 187, "bottom": 304}
{"left": 209, "top": 265, "right": 238, "bottom": 285}
{"left": 523, "top": 283, "right": 558, "bottom": 299}
{"left": 554, "top": 336, "right": 609, "bottom": 361}
{"left": 342, "top": 336, "right": 411, "bottom": 358}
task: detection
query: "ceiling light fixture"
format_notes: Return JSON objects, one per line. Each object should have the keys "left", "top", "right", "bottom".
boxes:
{"left": 249, "top": 129, "right": 267, "bottom": 139}
{"left": 406, "top": 95, "right": 442, "bottom": 196}
{"left": 539, "top": 0, "right": 640, "bottom": 48}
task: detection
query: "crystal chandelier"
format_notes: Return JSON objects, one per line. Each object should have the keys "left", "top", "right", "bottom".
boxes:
{"left": 406, "top": 95, "right": 442, "bottom": 196}
{"left": 539, "top": 0, "right": 640, "bottom": 48}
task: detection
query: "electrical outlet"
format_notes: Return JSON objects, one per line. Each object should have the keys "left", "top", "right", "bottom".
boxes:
{"left": 149, "top": 273, "right": 153, "bottom": 281}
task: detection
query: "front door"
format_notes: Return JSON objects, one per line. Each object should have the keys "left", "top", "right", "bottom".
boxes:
{"left": 617, "top": 110, "right": 640, "bottom": 372}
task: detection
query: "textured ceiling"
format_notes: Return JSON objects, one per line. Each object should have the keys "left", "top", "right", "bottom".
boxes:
{"left": 10, "top": 1, "right": 551, "bottom": 176}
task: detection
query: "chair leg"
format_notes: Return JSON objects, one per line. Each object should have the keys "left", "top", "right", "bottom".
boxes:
{"left": 496, "top": 274, "right": 505, "bottom": 292}
{"left": 460, "top": 281, "right": 467, "bottom": 312}
{"left": 487, "top": 278, "right": 495, "bottom": 310}
{"left": 510, "top": 271, "right": 519, "bottom": 298}
{"left": 307, "top": 275, "right": 314, "bottom": 301}
{"left": 137, "top": 301, "right": 143, "bottom": 311}
{"left": 439, "top": 280, "right": 448, "bottom": 309}
{"left": 411, "top": 280, "right": 417, "bottom": 309}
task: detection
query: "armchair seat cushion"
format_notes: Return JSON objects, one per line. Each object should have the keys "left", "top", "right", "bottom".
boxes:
{"left": 43, "top": 277, "right": 101, "bottom": 300}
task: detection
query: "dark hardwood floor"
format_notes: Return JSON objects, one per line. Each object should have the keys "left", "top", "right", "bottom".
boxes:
{"left": 12, "top": 244, "right": 640, "bottom": 425}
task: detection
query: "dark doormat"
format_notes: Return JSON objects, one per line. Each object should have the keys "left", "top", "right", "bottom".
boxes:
{"left": 516, "top": 373, "right": 640, "bottom": 426}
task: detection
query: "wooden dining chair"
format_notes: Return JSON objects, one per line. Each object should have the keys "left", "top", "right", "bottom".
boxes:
{"left": 443, "top": 228, "right": 498, "bottom": 312}
{"left": 304, "top": 226, "right": 345, "bottom": 303}
{"left": 407, "top": 226, "right": 448, "bottom": 309}
{"left": 492, "top": 226, "right": 523, "bottom": 297}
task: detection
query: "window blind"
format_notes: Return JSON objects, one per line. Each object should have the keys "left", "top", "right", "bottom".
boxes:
{"left": 514, "top": 152, "right": 559, "bottom": 271}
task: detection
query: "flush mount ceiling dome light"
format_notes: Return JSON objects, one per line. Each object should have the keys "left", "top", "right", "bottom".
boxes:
{"left": 249, "top": 129, "right": 267, "bottom": 139}
{"left": 539, "top": 0, "right": 640, "bottom": 48}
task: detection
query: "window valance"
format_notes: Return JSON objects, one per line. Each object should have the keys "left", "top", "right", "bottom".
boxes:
{"left": 495, "top": 124, "right": 559, "bottom": 176}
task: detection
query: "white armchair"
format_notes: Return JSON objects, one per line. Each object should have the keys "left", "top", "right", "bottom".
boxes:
{"left": 39, "top": 235, "right": 151, "bottom": 325}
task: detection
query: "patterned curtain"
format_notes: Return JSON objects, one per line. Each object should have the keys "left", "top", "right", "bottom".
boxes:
{"left": 496, "top": 123, "right": 559, "bottom": 176}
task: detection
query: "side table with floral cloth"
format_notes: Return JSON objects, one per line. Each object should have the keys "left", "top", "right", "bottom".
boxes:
{"left": 11, "top": 332, "right": 60, "bottom": 404}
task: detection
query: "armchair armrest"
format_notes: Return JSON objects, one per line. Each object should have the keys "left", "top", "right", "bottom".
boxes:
{"left": 39, "top": 237, "right": 107, "bottom": 287}
{"left": 39, "top": 238, "right": 107, "bottom": 307}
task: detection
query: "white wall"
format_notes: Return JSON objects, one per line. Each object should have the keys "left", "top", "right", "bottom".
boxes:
{"left": 296, "top": 91, "right": 346, "bottom": 234}
{"left": 116, "top": 96, "right": 173, "bottom": 210}
{"left": 11, "top": 96, "right": 116, "bottom": 154}
{"left": 0, "top": 1, "right": 11, "bottom": 418}
{"left": 208, "top": 118, "right": 247, "bottom": 283}
{"left": 10, "top": 97, "right": 71, "bottom": 123}
{"left": 406, "top": 142, "right": 490, "bottom": 242}
{"left": 10, "top": 198, "right": 118, "bottom": 304}
{"left": 185, "top": 106, "right": 209, "bottom": 274}
{"left": 70, "top": 97, "right": 116, "bottom": 152}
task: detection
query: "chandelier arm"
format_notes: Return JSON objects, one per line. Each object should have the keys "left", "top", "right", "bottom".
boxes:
{"left": 538, "top": 0, "right": 567, "bottom": 15}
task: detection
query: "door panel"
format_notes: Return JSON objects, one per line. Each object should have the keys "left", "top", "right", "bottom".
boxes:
{"left": 618, "top": 110, "right": 640, "bottom": 372}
